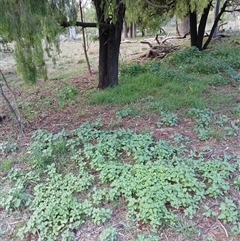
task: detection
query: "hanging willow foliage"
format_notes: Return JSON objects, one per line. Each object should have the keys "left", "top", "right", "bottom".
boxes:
{"left": 0, "top": 0, "right": 77, "bottom": 83}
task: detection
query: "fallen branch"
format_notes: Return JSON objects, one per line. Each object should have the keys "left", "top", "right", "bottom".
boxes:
{"left": 140, "top": 41, "right": 153, "bottom": 47}
{"left": 121, "top": 40, "right": 138, "bottom": 44}
{"left": 217, "top": 219, "right": 229, "bottom": 238}
{"left": 161, "top": 32, "right": 189, "bottom": 44}
{"left": 212, "top": 34, "right": 231, "bottom": 42}
{"left": 230, "top": 40, "right": 240, "bottom": 45}
{"left": 140, "top": 42, "right": 178, "bottom": 59}
{"left": 0, "top": 69, "right": 24, "bottom": 138}
{"left": 218, "top": 22, "right": 228, "bottom": 31}
{"left": 159, "top": 28, "right": 167, "bottom": 35}
{"left": 155, "top": 34, "right": 160, "bottom": 45}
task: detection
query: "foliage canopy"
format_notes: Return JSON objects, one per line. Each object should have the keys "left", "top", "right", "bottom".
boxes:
{"left": 0, "top": 0, "right": 77, "bottom": 82}
{"left": 125, "top": 0, "right": 169, "bottom": 33}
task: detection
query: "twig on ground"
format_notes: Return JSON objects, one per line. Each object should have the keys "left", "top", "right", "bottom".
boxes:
{"left": 139, "top": 41, "right": 153, "bottom": 47}
{"left": 217, "top": 219, "right": 229, "bottom": 238}
{"left": 162, "top": 232, "right": 169, "bottom": 241}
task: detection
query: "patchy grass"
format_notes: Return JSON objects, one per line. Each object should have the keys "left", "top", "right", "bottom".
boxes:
{"left": 91, "top": 43, "right": 240, "bottom": 113}
{"left": 0, "top": 157, "right": 14, "bottom": 172}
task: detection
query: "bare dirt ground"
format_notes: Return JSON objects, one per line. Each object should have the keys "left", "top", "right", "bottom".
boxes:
{"left": 1, "top": 68, "right": 239, "bottom": 160}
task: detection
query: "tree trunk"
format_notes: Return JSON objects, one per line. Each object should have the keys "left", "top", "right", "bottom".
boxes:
{"left": 79, "top": 0, "right": 92, "bottom": 74}
{"left": 93, "top": 0, "right": 125, "bottom": 89}
{"left": 176, "top": 16, "right": 190, "bottom": 36}
{"left": 132, "top": 23, "right": 137, "bottom": 38}
{"left": 213, "top": 0, "right": 220, "bottom": 38}
{"left": 129, "top": 23, "right": 137, "bottom": 38}
{"left": 107, "top": 26, "right": 121, "bottom": 87}
{"left": 129, "top": 23, "right": 133, "bottom": 38}
{"left": 203, "top": 0, "right": 229, "bottom": 50}
{"left": 98, "top": 27, "right": 109, "bottom": 88}
{"left": 189, "top": 11, "right": 197, "bottom": 47}
{"left": 196, "top": 2, "right": 212, "bottom": 50}
{"left": 123, "top": 20, "right": 128, "bottom": 39}
{"left": 189, "top": 2, "right": 212, "bottom": 50}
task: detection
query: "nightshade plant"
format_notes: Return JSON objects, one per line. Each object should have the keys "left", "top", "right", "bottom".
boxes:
{"left": 187, "top": 108, "right": 240, "bottom": 140}
{"left": 0, "top": 120, "right": 239, "bottom": 240}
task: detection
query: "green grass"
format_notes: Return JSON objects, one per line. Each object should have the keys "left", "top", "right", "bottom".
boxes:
{"left": 205, "top": 91, "right": 236, "bottom": 111}
{"left": 91, "top": 67, "right": 207, "bottom": 110}
{"left": 0, "top": 158, "right": 14, "bottom": 172}
{"left": 91, "top": 73, "right": 162, "bottom": 105}
{"left": 91, "top": 43, "right": 240, "bottom": 113}
{"left": 91, "top": 66, "right": 207, "bottom": 109}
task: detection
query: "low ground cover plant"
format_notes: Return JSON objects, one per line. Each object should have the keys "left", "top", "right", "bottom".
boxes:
{"left": 1, "top": 120, "right": 239, "bottom": 240}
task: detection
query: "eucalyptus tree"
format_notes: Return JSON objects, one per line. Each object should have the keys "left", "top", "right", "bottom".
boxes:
{"left": 176, "top": 16, "right": 190, "bottom": 36}
{"left": 202, "top": 0, "right": 240, "bottom": 49}
{"left": 145, "top": 0, "right": 240, "bottom": 50}
{"left": 212, "top": 0, "right": 220, "bottom": 38}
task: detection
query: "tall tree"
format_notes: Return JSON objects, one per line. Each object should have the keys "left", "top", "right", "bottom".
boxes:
{"left": 145, "top": 0, "right": 240, "bottom": 50}
{"left": 202, "top": 0, "right": 237, "bottom": 49}
{"left": 173, "top": 0, "right": 214, "bottom": 49}
{"left": 212, "top": 0, "right": 220, "bottom": 38}
{"left": 1, "top": 0, "right": 239, "bottom": 88}
{"left": 93, "top": 0, "right": 125, "bottom": 88}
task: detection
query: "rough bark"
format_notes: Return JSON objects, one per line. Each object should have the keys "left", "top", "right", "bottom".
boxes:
{"left": 213, "top": 0, "right": 220, "bottom": 38}
{"left": 196, "top": 2, "right": 212, "bottom": 50}
{"left": 107, "top": 27, "right": 120, "bottom": 87}
{"left": 93, "top": 0, "right": 125, "bottom": 89}
{"left": 189, "top": 11, "right": 197, "bottom": 47}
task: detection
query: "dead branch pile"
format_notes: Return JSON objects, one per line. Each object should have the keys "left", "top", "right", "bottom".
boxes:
{"left": 139, "top": 41, "right": 179, "bottom": 59}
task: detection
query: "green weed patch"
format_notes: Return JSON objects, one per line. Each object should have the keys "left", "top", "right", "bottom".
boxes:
{"left": 1, "top": 121, "right": 239, "bottom": 240}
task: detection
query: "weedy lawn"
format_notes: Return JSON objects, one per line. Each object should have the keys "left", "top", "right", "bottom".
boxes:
{"left": 0, "top": 35, "right": 240, "bottom": 241}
